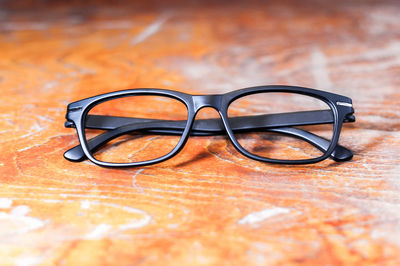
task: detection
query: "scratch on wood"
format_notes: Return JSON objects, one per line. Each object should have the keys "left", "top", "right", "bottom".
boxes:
{"left": 0, "top": 198, "right": 12, "bottom": 209}
{"left": 0, "top": 205, "right": 45, "bottom": 234}
{"left": 11, "top": 205, "right": 31, "bottom": 216}
{"left": 85, "top": 223, "right": 112, "bottom": 240}
{"left": 132, "top": 169, "right": 144, "bottom": 192}
{"left": 238, "top": 207, "right": 290, "bottom": 225}
{"left": 118, "top": 212, "right": 152, "bottom": 231}
{"left": 131, "top": 14, "right": 171, "bottom": 45}
{"left": 83, "top": 203, "right": 151, "bottom": 239}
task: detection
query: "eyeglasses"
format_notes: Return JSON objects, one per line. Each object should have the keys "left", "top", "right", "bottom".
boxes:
{"left": 64, "top": 85, "right": 355, "bottom": 167}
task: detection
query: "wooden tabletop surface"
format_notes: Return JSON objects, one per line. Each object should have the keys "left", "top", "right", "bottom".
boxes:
{"left": 1, "top": 0, "right": 399, "bottom": 265}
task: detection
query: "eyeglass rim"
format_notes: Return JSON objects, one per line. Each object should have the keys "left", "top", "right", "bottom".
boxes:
{"left": 222, "top": 89, "right": 341, "bottom": 164}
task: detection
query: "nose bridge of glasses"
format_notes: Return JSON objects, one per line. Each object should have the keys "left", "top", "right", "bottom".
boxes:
{"left": 192, "top": 94, "right": 223, "bottom": 111}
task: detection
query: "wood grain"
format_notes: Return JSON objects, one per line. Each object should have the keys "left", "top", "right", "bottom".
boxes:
{"left": 0, "top": 0, "right": 399, "bottom": 265}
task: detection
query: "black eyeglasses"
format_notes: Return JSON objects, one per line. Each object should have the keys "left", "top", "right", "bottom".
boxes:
{"left": 64, "top": 85, "right": 355, "bottom": 167}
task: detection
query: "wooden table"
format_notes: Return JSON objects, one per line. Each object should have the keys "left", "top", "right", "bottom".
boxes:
{"left": 1, "top": 0, "right": 399, "bottom": 264}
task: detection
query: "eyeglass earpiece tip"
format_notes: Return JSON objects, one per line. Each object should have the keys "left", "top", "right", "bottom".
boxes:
{"left": 64, "top": 146, "right": 86, "bottom": 162}
{"left": 330, "top": 145, "right": 353, "bottom": 162}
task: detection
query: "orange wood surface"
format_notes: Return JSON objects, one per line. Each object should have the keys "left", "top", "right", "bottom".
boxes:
{"left": 1, "top": 0, "right": 400, "bottom": 265}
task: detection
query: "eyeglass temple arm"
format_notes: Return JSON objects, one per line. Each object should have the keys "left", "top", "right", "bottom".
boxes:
{"left": 64, "top": 110, "right": 355, "bottom": 162}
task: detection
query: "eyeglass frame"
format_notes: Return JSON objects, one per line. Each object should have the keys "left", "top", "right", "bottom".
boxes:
{"left": 64, "top": 85, "right": 355, "bottom": 168}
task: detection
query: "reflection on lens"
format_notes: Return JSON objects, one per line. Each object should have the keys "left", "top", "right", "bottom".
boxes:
{"left": 227, "top": 92, "right": 334, "bottom": 161}
{"left": 85, "top": 95, "right": 187, "bottom": 163}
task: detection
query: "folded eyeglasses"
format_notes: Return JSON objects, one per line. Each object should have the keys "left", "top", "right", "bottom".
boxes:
{"left": 64, "top": 85, "right": 355, "bottom": 167}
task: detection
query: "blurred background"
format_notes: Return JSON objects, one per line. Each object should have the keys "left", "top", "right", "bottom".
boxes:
{"left": 2, "top": 0, "right": 399, "bottom": 96}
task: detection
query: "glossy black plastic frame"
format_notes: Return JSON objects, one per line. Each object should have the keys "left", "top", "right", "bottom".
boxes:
{"left": 64, "top": 85, "right": 355, "bottom": 167}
